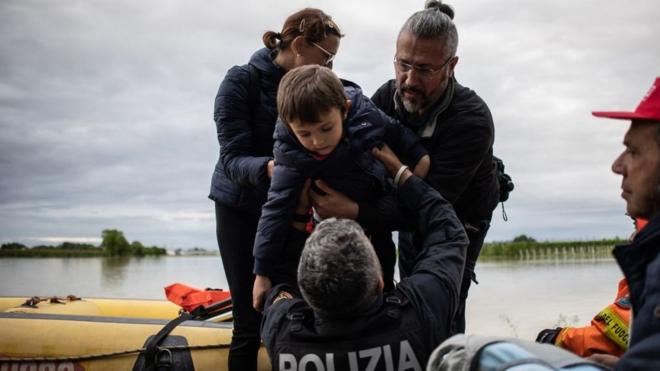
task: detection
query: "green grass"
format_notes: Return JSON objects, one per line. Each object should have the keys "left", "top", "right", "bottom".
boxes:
{"left": 481, "top": 238, "right": 627, "bottom": 259}
{"left": 0, "top": 247, "right": 104, "bottom": 257}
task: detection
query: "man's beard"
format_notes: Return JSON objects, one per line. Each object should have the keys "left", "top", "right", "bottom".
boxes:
{"left": 400, "top": 85, "right": 427, "bottom": 114}
{"left": 399, "top": 78, "right": 449, "bottom": 115}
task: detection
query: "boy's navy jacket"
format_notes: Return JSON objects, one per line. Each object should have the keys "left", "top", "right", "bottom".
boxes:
{"left": 209, "top": 48, "right": 284, "bottom": 214}
{"left": 253, "top": 80, "right": 427, "bottom": 276}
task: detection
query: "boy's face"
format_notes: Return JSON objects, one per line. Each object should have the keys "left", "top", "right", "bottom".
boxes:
{"left": 289, "top": 105, "right": 347, "bottom": 156}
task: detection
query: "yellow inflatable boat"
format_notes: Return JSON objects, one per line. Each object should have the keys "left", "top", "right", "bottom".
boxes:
{"left": 0, "top": 295, "right": 271, "bottom": 370}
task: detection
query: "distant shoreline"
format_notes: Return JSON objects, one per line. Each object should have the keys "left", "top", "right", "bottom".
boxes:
{"left": 1, "top": 237, "right": 624, "bottom": 259}
{"left": 0, "top": 229, "right": 219, "bottom": 258}
{"left": 481, "top": 237, "right": 626, "bottom": 259}
{"left": 0, "top": 247, "right": 219, "bottom": 258}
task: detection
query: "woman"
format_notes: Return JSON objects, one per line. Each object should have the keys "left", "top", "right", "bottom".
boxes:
{"left": 209, "top": 9, "right": 342, "bottom": 371}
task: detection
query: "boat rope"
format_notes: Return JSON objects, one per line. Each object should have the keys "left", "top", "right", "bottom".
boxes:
{"left": 0, "top": 343, "right": 230, "bottom": 363}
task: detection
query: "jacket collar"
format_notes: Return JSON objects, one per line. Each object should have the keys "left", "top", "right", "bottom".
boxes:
{"left": 613, "top": 213, "right": 660, "bottom": 308}
{"left": 248, "top": 48, "right": 286, "bottom": 81}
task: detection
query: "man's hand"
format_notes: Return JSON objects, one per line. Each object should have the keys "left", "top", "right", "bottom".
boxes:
{"left": 252, "top": 274, "right": 272, "bottom": 312}
{"left": 371, "top": 144, "right": 403, "bottom": 175}
{"left": 413, "top": 154, "right": 430, "bottom": 178}
{"left": 310, "top": 180, "right": 359, "bottom": 219}
{"left": 535, "top": 327, "right": 562, "bottom": 344}
{"left": 372, "top": 144, "right": 412, "bottom": 186}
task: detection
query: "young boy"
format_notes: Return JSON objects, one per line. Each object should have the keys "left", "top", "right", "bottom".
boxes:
{"left": 252, "top": 65, "right": 430, "bottom": 307}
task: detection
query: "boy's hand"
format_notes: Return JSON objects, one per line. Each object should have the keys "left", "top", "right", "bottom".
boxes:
{"left": 311, "top": 180, "right": 359, "bottom": 219}
{"left": 252, "top": 274, "right": 272, "bottom": 312}
{"left": 413, "top": 154, "right": 430, "bottom": 178}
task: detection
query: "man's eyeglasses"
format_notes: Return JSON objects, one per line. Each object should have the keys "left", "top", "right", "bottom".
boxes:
{"left": 393, "top": 55, "right": 454, "bottom": 77}
{"left": 311, "top": 42, "right": 336, "bottom": 66}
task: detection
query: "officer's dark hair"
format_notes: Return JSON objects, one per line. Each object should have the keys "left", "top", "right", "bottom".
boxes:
{"left": 400, "top": 0, "right": 458, "bottom": 58}
{"left": 262, "top": 8, "right": 342, "bottom": 51}
{"left": 297, "top": 218, "right": 381, "bottom": 316}
{"left": 277, "top": 65, "right": 347, "bottom": 126}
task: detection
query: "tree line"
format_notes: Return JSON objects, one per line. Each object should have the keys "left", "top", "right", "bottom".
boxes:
{"left": 481, "top": 234, "right": 627, "bottom": 259}
{"left": 0, "top": 229, "right": 167, "bottom": 257}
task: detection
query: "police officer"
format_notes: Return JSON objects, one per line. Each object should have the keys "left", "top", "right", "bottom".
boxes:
{"left": 260, "top": 144, "right": 468, "bottom": 371}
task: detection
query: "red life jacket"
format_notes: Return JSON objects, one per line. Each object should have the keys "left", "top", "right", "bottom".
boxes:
{"left": 164, "top": 283, "right": 231, "bottom": 313}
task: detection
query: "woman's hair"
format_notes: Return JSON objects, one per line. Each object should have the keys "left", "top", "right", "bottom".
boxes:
{"left": 277, "top": 65, "right": 347, "bottom": 125}
{"left": 262, "top": 8, "right": 342, "bottom": 51}
{"left": 400, "top": 0, "right": 458, "bottom": 57}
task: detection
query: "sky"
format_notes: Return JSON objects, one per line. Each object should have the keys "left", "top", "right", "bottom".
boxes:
{"left": 1, "top": 0, "right": 659, "bottom": 249}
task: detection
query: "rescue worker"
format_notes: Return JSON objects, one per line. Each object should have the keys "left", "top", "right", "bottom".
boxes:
{"left": 588, "top": 78, "right": 660, "bottom": 369}
{"left": 536, "top": 278, "right": 631, "bottom": 357}
{"left": 260, "top": 144, "right": 468, "bottom": 371}
{"left": 535, "top": 219, "right": 647, "bottom": 357}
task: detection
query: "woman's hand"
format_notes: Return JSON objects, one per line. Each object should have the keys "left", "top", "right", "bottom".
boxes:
{"left": 310, "top": 180, "right": 359, "bottom": 219}
{"left": 292, "top": 179, "right": 312, "bottom": 230}
{"left": 252, "top": 274, "right": 272, "bottom": 312}
{"left": 295, "top": 179, "right": 312, "bottom": 215}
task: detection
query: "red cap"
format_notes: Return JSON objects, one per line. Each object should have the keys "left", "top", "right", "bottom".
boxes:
{"left": 592, "top": 77, "right": 660, "bottom": 122}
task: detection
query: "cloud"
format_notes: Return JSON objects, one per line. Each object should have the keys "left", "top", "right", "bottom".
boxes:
{"left": 1, "top": 0, "right": 659, "bottom": 248}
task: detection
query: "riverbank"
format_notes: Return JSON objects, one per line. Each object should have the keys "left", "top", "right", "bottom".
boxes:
{"left": 0, "top": 229, "right": 170, "bottom": 258}
{"left": 481, "top": 237, "right": 626, "bottom": 259}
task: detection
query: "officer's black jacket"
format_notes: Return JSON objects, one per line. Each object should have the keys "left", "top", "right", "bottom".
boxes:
{"left": 261, "top": 176, "right": 468, "bottom": 370}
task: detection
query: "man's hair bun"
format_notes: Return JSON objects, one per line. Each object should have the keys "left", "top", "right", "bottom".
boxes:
{"left": 424, "top": 0, "right": 454, "bottom": 20}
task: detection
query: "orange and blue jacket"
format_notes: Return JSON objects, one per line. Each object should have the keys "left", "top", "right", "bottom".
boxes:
{"left": 555, "top": 278, "right": 630, "bottom": 357}
{"left": 554, "top": 218, "right": 648, "bottom": 356}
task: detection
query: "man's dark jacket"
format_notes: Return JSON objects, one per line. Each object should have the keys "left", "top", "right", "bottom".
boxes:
{"left": 614, "top": 214, "right": 660, "bottom": 370}
{"left": 261, "top": 176, "right": 468, "bottom": 370}
{"left": 209, "top": 48, "right": 284, "bottom": 213}
{"left": 253, "top": 81, "right": 426, "bottom": 276}
{"left": 370, "top": 78, "right": 499, "bottom": 224}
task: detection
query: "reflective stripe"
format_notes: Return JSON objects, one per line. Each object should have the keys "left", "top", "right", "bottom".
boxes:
{"left": 596, "top": 306, "right": 629, "bottom": 349}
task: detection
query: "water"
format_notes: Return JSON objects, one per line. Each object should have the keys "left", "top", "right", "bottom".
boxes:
{"left": 0, "top": 256, "right": 229, "bottom": 299}
{"left": 0, "top": 256, "right": 622, "bottom": 341}
{"left": 466, "top": 258, "right": 622, "bottom": 339}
